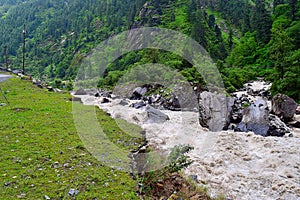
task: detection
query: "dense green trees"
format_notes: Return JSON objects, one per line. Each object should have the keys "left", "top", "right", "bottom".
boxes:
{"left": 0, "top": 0, "right": 299, "bottom": 102}
{"left": 226, "top": 0, "right": 300, "bottom": 102}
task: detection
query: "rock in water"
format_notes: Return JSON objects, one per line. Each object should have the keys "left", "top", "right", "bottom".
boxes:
{"left": 272, "top": 94, "right": 297, "bottom": 122}
{"left": 131, "top": 87, "right": 147, "bottom": 100}
{"left": 145, "top": 105, "right": 169, "bottom": 123}
{"left": 74, "top": 88, "right": 87, "bottom": 95}
{"left": 268, "top": 114, "right": 291, "bottom": 137}
{"left": 236, "top": 98, "right": 270, "bottom": 136}
{"left": 198, "top": 91, "right": 234, "bottom": 131}
{"left": 236, "top": 98, "right": 291, "bottom": 137}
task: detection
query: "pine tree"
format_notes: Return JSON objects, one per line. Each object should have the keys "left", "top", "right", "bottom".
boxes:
{"left": 251, "top": 0, "right": 272, "bottom": 44}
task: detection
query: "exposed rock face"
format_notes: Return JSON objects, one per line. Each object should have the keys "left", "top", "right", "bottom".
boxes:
{"left": 272, "top": 94, "right": 297, "bottom": 122}
{"left": 198, "top": 91, "right": 234, "bottom": 131}
{"left": 145, "top": 105, "right": 170, "bottom": 123}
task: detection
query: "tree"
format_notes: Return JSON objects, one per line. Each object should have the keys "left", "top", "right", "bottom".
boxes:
{"left": 268, "top": 25, "right": 294, "bottom": 79}
{"left": 226, "top": 32, "right": 258, "bottom": 67}
{"left": 273, "top": 0, "right": 285, "bottom": 13}
{"left": 251, "top": 0, "right": 272, "bottom": 44}
{"left": 208, "top": 14, "right": 215, "bottom": 28}
{"left": 191, "top": 10, "right": 207, "bottom": 48}
{"left": 288, "top": 0, "right": 298, "bottom": 20}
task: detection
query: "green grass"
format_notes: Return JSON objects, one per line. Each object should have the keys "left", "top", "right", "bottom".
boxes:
{"left": 0, "top": 77, "right": 142, "bottom": 199}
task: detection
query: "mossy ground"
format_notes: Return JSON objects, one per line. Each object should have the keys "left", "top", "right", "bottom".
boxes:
{"left": 0, "top": 77, "right": 140, "bottom": 199}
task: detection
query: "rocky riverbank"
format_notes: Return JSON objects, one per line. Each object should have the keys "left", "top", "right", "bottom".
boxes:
{"left": 73, "top": 80, "right": 300, "bottom": 199}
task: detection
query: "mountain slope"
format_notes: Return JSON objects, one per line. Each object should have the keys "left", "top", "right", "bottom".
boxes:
{"left": 0, "top": 0, "right": 299, "bottom": 101}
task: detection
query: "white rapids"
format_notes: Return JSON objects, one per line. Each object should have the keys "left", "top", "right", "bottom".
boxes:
{"left": 75, "top": 83, "right": 300, "bottom": 200}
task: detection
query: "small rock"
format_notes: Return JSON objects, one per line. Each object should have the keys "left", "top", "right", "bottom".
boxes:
{"left": 53, "top": 162, "right": 59, "bottom": 168}
{"left": 17, "top": 193, "right": 26, "bottom": 198}
{"left": 4, "top": 182, "right": 10, "bottom": 187}
{"left": 288, "top": 121, "right": 300, "bottom": 128}
{"left": 116, "top": 99, "right": 128, "bottom": 106}
{"left": 132, "top": 101, "right": 146, "bottom": 109}
{"left": 63, "top": 163, "right": 70, "bottom": 168}
{"left": 296, "top": 106, "right": 300, "bottom": 115}
{"left": 47, "top": 86, "right": 54, "bottom": 92}
{"left": 189, "top": 175, "right": 198, "bottom": 183}
{"left": 44, "top": 195, "right": 51, "bottom": 200}
{"left": 104, "top": 182, "right": 109, "bottom": 187}
{"left": 68, "top": 189, "right": 79, "bottom": 197}
{"left": 100, "top": 97, "right": 110, "bottom": 104}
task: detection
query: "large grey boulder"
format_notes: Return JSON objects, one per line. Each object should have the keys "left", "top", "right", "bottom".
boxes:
{"left": 145, "top": 105, "right": 169, "bottom": 123}
{"left": 272, "top": 94, "right": 297, "bottom": 122}
{"left": 198, "top": 91, "right": 234, "bottom": 131}
{"left": 236, "top": 98, "right": 270, "bottom": 136}
{"left": 235, "top": 98, "right": 291, "bottom": 137}
{"left": 268, "top": 114, "right": 291, "bottom": 137}
{"left": 74, "top": 88, "right": 87, "bottom": 95}
{"left": 131, "top": 86, "right": 147, "bottom": 100}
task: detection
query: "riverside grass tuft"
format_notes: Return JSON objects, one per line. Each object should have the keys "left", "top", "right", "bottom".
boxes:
{"left": 0, "top": 77, "right": 141, "bottom": 199}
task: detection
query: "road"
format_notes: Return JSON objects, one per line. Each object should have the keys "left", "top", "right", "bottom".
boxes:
{"left": 0, "top": 74, "right": 13, "bottom": 83}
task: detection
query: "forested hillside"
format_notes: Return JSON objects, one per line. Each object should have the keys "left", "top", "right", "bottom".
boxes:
{"left": 0, "top": 0, "right": 299, "bottom": 101}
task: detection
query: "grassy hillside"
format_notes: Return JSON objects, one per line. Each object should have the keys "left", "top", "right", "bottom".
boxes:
{"left": 0, "top": 77, "right": 140, "bottom": 199}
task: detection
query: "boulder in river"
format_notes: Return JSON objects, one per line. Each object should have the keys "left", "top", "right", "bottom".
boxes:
{"left": 235, "top": 98, "right": 292, "bottom": 137}
{"left": 236, "top": 98, "right": 270, "bottom": 136}
{"left": 74, "top": 88, "right": 87, "bottom": 95}
{"left": 145, "top": 105, "right": 169, "bottom": 123}
{"left": 268, "top": 114, "right": 291, "bottom": 137}
{"left": 198, "top": 91, "right": 234, "bottom": 131}
{"left": 272, "top": 94, "right": 297, "bottom": 122}
{"left": 131, "top": 86, "right": 147, "bottom": 100}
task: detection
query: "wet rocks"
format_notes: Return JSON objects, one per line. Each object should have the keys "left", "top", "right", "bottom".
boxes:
{"left": 235, "top": 99, "right": 270, "bottom": 136}
{"left": 272, "top": 94, "right": 297, "bottom": 122}
{"left": 145, "top": 105, "right": 170, "bottom": 123}
{"left": 198, "top": 91, "right": 234, "bottom": 131}
{"left": 131, "top": 101, "right": 147, "bottom": 109}
{"left": 99, "top": 97, "right": 110, "bottom": 104}
{"left": 131, "top": 86, "right": 148, "bottom": 100}
{"left": 268, "top": 114, "right": 292, "bottom": 137}
{"left": 288, "top": 120, "right": 300, "bottom": 128}
{"left": 230, "top": 81, "right": 298, "bottom": 137}
{"left": 234, "top": 98, "right": 292, "bottom": 137}
{"left": 74, "top": 88, "right": 87, "bottom": 95}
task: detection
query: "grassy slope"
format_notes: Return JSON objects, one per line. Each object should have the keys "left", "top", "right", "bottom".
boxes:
{"left": 0, "top": 77, "right": 141, "bottom": 199}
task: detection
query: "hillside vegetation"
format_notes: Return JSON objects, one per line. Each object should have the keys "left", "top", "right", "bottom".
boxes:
{"left": 0, "top": 0, "right": 299, "bottom": 101}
